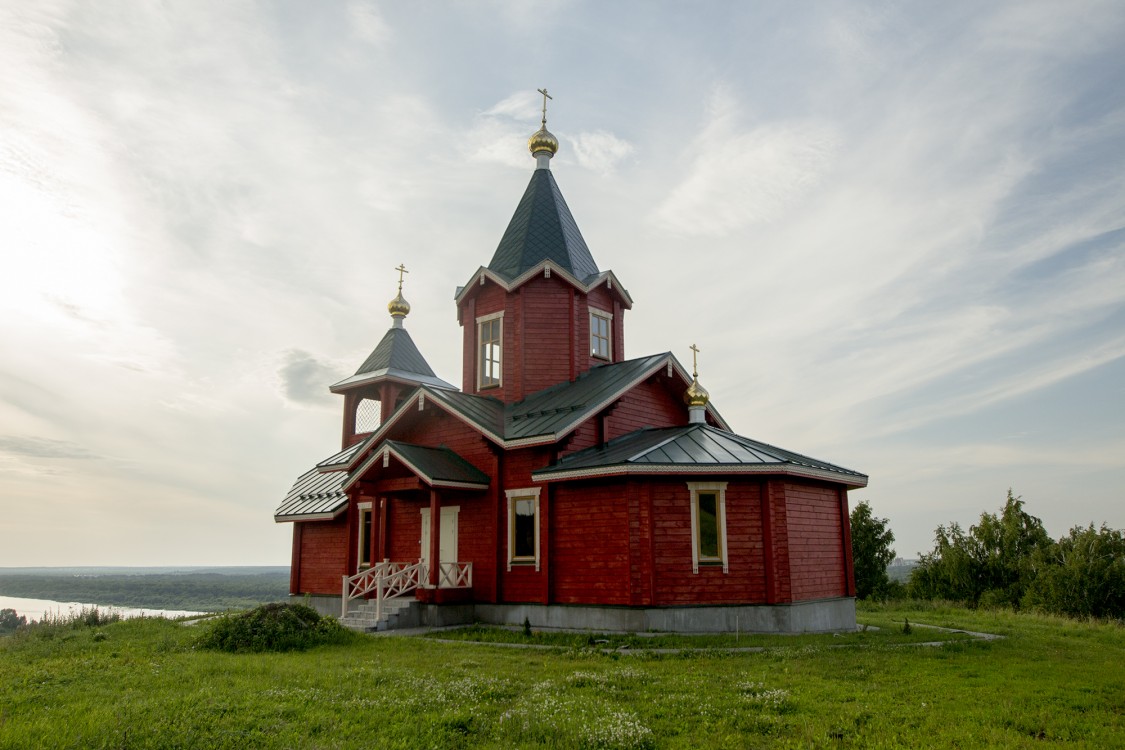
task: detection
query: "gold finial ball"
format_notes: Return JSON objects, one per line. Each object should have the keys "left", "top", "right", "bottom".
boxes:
{"left": 685, "top": 377, "right": 710, "bottom": 407}
{"left": 388, "top": 291, "right": 411, "bottom": 318}
{"left": 528, "top": 126, "right": 559, "bottom": 156}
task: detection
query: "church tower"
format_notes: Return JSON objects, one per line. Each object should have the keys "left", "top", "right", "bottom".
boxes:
{"left": 330, "top": 266, "right": 454, "bottom": 448}
{"left": 454, "top": 90, "right": 633, "bottom": 403}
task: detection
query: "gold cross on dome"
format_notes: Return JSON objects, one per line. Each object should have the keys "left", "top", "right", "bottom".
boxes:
{"left": 394, "top": 263, "right": 408, "bottom": 292}
{"left": 689, "top": 343, "right": 701, "bottom": 378}
{"left": 537, "top": 87, "right": 553, "bottom": 126}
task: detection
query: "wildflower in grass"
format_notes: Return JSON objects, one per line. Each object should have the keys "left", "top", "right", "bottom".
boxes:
{"left": 737, "top": 680, "right": 792, "bottom": 709}
{"left": 579, "top": 709, "right": 654, "bottom": 749}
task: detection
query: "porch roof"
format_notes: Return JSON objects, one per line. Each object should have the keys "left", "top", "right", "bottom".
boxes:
{"left": 345, "top": 439, "right": 490, "bottom": 491}
{"left": 532, "top": 423, "right": 869, "bottom": 488}
{"left": 274, "top": 466, "right": 348, "bottom": 522}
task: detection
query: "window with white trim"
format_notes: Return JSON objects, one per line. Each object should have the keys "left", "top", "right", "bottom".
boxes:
{"left": 688, "top": 482, "right": 728, "bottom": 573}
{"left": 590, "top": 309, "right": 612, "bottom": 360}
{"left": 357, "top": 502, "right": 373, "bottom": 569}
{"left": 506, "top": 488, "right": 541, "bottom": 571}
{"left": 477, "top": 312, "right": 503, "bottom": 390}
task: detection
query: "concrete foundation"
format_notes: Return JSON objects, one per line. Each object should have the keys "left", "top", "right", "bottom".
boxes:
{"left": 298, "top": 594, "right": 856, "bottom": 634}
{"left": 475, "top": 598, "right": 856, "bottom": 634}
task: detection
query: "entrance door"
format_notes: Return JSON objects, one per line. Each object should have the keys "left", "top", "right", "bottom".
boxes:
{"left": 419, "top": 506, "right": 459, "bottom": 587}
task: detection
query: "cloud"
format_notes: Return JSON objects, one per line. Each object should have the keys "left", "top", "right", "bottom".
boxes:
{"left": 568, "top": 130, "right": 634, "bottom": 174}
{"left": 347, "top": 1, "right": 390, "bottom": 45}
{"left": 654, "top": 87, "right": 839, "bottom": 237}
{"left": 278, "top": 350, "right": 342, "bottom": 407}
{"left": 0, "top": 435, "right": 98, "bottom": 460}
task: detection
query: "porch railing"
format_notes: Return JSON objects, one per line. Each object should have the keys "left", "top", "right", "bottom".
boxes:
{"left": 436, "top": 561, "right": 473, "bottom": 589}
{"left": 341, "top": 560, "right": 473, "bottom": 621}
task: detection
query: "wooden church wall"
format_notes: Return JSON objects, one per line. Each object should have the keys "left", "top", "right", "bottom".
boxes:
{"left": 650, "top": 479, "right": 768, "bottom": 606}
{"left": 496, "top": 446, "right": 555, "bottom": 603}
{"left": 292, "top": 518, "right": 348, "bottom": 595}
{"left": 785, "top": 480, "right": 849, "bottom": 601}
{"left": 550, "top": 480, "right": 632, "bottom": 605}
{"left": 606, "top": 376, "right": 686, "bottom": 440}
{"left": 518, "top": 276, "right": 578, "bottom": 395}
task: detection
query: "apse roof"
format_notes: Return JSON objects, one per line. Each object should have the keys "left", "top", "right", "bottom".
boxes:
{"left": 330, "top": 326, "right": 455, "bottom": 392}
{"left": 531, "top": 423, "right": 869, "bottom": 487}
{"left": 487, "top": 169, "right": 600, "bottom": 283}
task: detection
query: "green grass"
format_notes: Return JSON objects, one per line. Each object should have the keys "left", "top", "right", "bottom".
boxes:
{"left": 1, "top": 603, "right": 1123, "bottom": 748}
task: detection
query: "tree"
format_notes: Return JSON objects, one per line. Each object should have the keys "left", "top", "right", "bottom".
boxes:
{"left": 0, "top": 608, "right": 27, "bottom": 633}
{"left": 850, "top": 501, "right": 896, "bottom": 600}
{"left": 1023, "top": 524, "right": 1125, "bottom": 619}
{"left": 910, "top": 490, "right": 1053, "bottom": 607}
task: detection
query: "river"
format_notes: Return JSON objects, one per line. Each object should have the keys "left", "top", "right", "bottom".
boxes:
{"left": 0, "top": 594, "right": 205, "bottom": 622}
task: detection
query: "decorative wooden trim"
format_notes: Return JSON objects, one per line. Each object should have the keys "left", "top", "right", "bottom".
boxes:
{"left": 687, "top": 481, "right": 728, "bottom": 574}
{"left": 505, "top": 487, "right": 542, "bottom": 572}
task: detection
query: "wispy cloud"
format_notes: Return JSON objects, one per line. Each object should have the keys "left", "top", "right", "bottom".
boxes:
{"left": 654, "top": 86, "right": 839, "bottom": 236}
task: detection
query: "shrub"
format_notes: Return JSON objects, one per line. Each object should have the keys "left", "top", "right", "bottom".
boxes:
{"left": 195, "top": 602, "right": 351, "bottom": 653}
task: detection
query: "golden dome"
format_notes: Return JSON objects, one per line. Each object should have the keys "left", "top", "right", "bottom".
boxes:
{"left": 528, "top": 126, "right": 559, "bottom": 156}
{"left": 388, "top": 291, "right": 410, "bottom": 318}
{"left": 685, "top": 376, "right": 710, "bottom": 407}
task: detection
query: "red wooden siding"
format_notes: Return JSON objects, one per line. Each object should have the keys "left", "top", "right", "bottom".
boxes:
{"left": 785, "top": 481, "right": 846, "bottom": 600}
{"left": 607, "top": 376, "right": 686, "bottom": 438}
{"left": 649, "top": 479, "right": 767, "bottom": 605}
{"left": 293, "top": 519, "right": 348, "bottom": 595}
{"left": 550, "top": 482, "right": 632, "bottom": 604}
{"left": 457, "top": 276, "right": 629, "bottom": 404}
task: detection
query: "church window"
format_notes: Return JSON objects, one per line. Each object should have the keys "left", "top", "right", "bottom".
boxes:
{"left": 590, "top": 309, "right": 612, "bottom": 360}
{"left": 506, "top": 488, "right": 541, "bottom": 570}
{"left": 477, "top": 312, "right": 503, "bottom": 390}
{"left": 688, "top": 482, "right": 728, "bottom": 573}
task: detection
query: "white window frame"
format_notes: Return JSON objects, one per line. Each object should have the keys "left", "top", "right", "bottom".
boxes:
{"left": 505, "top": 487, "right": 541, "bottom": 571}
{"left": 688, "top": 482, "right": 728, "bottom": 574}
{"left": 476, "top": 311, "right": 504, "bottom": 390}
{"left": 590, "top": 308, "right": 613, "bottom": 360}
{"left": 357, "top": 501, "right": 373, "bottom": 570}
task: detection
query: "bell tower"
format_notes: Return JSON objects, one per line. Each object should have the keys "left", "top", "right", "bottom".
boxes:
{"left": 454, "top": 90, "right": 633, "bottom": 403}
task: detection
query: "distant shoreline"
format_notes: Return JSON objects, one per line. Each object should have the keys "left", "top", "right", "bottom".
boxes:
{"left": 0, "top": 567, "right": 291, "bottom": 612}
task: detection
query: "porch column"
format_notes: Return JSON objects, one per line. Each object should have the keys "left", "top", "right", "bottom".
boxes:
{"left": 428, "top": 488, "right": 440, "bottom": 587}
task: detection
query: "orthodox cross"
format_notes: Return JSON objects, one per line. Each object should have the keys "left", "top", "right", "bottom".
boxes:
{"left": 690, "top": 343, "right": 700, "bottom": 378}
{"left": 395, "top": 263, "right": 408, "bottom": 292}
{"left": 537, "top": 87, "right": 553, "bottom": 126}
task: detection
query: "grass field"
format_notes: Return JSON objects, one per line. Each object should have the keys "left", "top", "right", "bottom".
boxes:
{"left": 1, "top": 601, "right": 1122, "bottom": 749}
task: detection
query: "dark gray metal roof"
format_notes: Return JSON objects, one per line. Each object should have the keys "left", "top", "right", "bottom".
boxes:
{"left": 274, "top": 466, "right": 348, "bottom": 522}
{"left": 487, "top": 169, "right": 600, "bottom": 283}
{"left": 532, "top": 423, "right": 868, "bottom": 487}
{"left": 315, "top": 440, "right": 368, "bottom": 472}
{"left": 418, "top": 352, "right": 721, "bottom": 447}
{"left": 504, "top": 352, "right": 674, "bottom": 439}
{"left": 330, "top": 326, "right": 455, "bottom": 392}
{"left": 345, "top": 439, "right": 490, "bottom": 490}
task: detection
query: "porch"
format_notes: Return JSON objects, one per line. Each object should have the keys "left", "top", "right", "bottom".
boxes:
{"left": 340, "top": 559, "right": 473, "bottom": 631}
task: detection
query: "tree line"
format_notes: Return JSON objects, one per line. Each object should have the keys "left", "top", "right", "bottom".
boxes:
{"left": 851, "top": 491, "right": 1125, "bottom": 620}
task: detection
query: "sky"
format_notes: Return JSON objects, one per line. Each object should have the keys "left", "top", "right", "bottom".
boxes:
{"left": 1, "top": 1, "right": 1123, "bottom": 566}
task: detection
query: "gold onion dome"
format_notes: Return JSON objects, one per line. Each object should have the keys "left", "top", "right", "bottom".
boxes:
{"left": 388, "top": 290, "right": 410, "bottom": 318}
{"left": 685, "top": 377, "right": 710, "bottom": 407}
{"left": 528, "top": 126, "right": 559, "bottom": 156}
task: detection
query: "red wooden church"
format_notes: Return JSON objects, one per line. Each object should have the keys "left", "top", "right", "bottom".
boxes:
{"left": 275, "top": 103, "right": 868, "bottom": 633}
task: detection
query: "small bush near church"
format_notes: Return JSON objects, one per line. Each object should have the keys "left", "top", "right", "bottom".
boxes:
{"left": 196, "top": 602, "right": 351, "bottom": 653}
